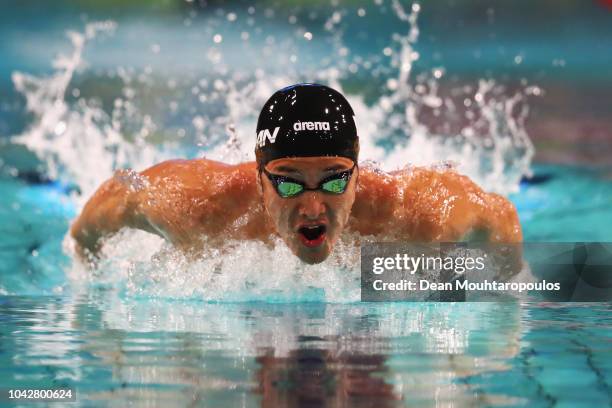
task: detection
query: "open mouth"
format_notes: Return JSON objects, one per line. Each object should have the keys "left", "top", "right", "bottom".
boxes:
{"left": 297, "top": 225, "right": 327, "bottom": 248}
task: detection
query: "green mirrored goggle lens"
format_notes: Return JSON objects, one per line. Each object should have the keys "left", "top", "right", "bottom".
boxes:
{"left": 263, "top": 165, "right": 355, "bottom": 198}
{"left": 321, "top": 178, "right": 348, "bottom": 194}
{"left": 277, "top": 182, "right": 304, "bottom": 197}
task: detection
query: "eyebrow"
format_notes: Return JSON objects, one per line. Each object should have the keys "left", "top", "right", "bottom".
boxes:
{"left": 272, "top": 165, "right": 349, "bottom": 174}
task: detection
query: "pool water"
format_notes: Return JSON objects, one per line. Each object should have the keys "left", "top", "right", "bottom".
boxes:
{"left": 2, "top": 1, "right": 612, "bottom": 405}
{"left": 1, "top": 164, "right": 611, "bottom": 406}
{"left": 0, "top": 297, "right": 610, "bottom": 407}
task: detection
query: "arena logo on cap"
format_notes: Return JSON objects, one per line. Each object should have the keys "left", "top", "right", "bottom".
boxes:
{"left": 256, "top": 126, "right": 280, "bottom": 147}
{"left": 293, "top": 121, "right": 330, "bottom": 131}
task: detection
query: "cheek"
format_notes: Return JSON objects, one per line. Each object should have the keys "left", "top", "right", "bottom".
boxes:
{"left": 330, "top": 194, "right": 356, "bottom": 228}
{"left": 264, "top": 194, "right": 291, "bottom": 232}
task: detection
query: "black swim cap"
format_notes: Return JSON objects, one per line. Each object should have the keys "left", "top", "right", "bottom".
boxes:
{"left": 255, "top": 83, "right": 359, "bottom": 169}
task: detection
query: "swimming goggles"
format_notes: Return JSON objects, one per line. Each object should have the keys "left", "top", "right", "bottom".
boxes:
{"left": 262, "top": 164, "right": 356, "bottom": 198}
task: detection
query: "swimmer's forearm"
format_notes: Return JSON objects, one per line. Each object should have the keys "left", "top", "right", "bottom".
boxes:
{"left": 483, "top": 194, "right": 522, "bottom": 243}
{"left": 70, "top": 175, "right": 143, "bottom": 254}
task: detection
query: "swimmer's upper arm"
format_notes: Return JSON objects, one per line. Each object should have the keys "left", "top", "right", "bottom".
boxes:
{"left": 70, "top": 159, "right": 201, "bottom": 256}
{"left": 129, "top": 159, "right": 262, "bottom": 245}
{"left": 400, "top": 168, "right": 522, "bottom": 243}
{"left": 439, "top": 171, "right": 522, "bottom": 243}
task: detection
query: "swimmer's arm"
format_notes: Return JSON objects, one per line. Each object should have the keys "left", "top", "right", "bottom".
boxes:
{"left": 71, "top": 159, "right": 264, "bottom": 258}
{"left": 404, "top": 169, "right": 523, "bottom": 276}
{"left": 70, "top": 170, "right": 160, "bottom": 258}
{"left": 396, "top": 168, "right": 522, "bottom": 243}
{"left": 70, "top": 160, "right": 205, "bottom": 257}
{"left": 440, "top": 173, "right": 522, "bottom": 244}
{"left": 466, "top": 192, "right": 522, "bottom": 244}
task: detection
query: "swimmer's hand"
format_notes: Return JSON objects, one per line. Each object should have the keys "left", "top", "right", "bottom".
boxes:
{"left": 70, "top": 170, "right": 144, "bottom": 260}
{"left": 73, "top": 239, "right": 101, "bottom": 267}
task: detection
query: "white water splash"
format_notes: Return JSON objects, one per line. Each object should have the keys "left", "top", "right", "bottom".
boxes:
{"left": 196, "top": 1, "right": 535, "bottom": 195}
{"left": 65, "top": 229, "right": 363, "bottom": 302}
{"left": 11, "top": 21, "right": 175, "bottom": 202}
{"left": 13, "top": 3, "right": 538, "bottom": 301}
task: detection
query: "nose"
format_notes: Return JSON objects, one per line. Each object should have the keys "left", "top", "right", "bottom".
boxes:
{"left": 298, "top": 192, "right": 326, "bottom": 219}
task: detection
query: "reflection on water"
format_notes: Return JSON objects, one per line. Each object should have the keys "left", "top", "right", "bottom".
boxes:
{"left": 2, "top": 293, "right": 610, "bottom": 406}
{"left": 0, "top": 294, "right": 541, "bottom": 406}
{"left": 1, "top": 1, "right": 612, "bottom": 406}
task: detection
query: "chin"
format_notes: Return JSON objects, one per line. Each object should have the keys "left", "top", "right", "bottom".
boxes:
{"left": 298, "top": 252, "right": 330, "bottom": 265}
{"left": 295, "top": 244, "right": 331, "bottom": 265}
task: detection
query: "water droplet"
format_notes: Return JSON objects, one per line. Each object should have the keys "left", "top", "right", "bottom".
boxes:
{"left": 213, "top": 34, "right": 223, "bottom": 44}
{"left": 357, "top": 8, "right": 366, "bottom": 17}
{"left": 304, "top": 32, "right": 313, "bottom": 41}
{"left": 552, "top": 58, "right": 566, "bottom": 67}
{"left": 150, "top": 43, "right": 160, "bottom": 54}
{"left": 386, "top": 78, "right": 398, "bottom": 90}
{"left": 192, "top": 116, "right": 205, "bottom": 131}
{"left": 54, "top": 121, "right": 67, "bottom": 135}
{"left": 383, "top": 47, "right": 393, "bottom": 56}
{"left": 514, "top": 55, "right": 523, "bottom": 65}
{"left": 214, "top": 79, "right": 226, "bottom": 91}
{"left": 226, "top": 12, "right": 237, "bottom": 22}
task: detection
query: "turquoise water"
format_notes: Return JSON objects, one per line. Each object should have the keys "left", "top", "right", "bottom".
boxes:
{"left": 1, "top": 164, "right": 611, "bottom": 406}
{"left": 0, "top": 297, "right": 610, "bottom": 407}
{"left": 2, "top": 1, "right": 612, "bottom": 405}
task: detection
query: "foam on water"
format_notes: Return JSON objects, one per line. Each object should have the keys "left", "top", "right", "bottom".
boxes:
{"left": 66, "top": 229, "right": 363, "bottom": 302}
{"left": 11, "top": 3, "right": 538, "bottom": 301}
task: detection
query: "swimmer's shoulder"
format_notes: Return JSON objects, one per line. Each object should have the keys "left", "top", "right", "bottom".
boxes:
{"left": 130, "top": 158, "right": 262, "bottom": 239}
{"left": 402, "top": 166, "right": 482, "bottom": 194}
{"left": 357, "top": 164, "right": 475, "bottom": 196}
{"left": 140, "top": 158, "right": 256, "bottom": 177}
{"left": 136, "top": 159, "right": 257, "bottom": 190}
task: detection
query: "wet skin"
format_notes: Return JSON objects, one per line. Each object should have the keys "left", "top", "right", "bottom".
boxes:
{"left": 70, "top": 158, "right": 522, "bottom": 264}
{"left": 260, "top": 157, "right": 357, "bottom": 264}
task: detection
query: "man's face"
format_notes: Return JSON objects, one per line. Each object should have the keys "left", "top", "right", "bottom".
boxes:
{"left": 260, "top": 156, "right": 358, "bottom": 264}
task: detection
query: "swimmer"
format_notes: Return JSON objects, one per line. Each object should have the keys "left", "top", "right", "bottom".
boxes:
{"left": 71, "top": 83, "right": 521, "bottom": 265}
